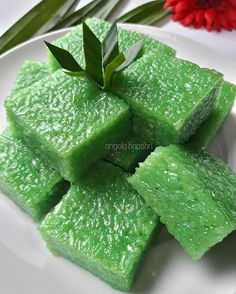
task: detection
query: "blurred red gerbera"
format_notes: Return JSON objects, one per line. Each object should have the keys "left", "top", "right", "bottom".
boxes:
{"left": 164, "top": 0, "right": 236, "bottom": 31}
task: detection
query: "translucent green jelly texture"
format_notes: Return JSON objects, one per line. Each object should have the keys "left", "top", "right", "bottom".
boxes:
{"left": 112, "top": 52, "right": 223, "bottom": 146}
{"left": 39, "top": 161, "right": 158, "bottom": 291}
{"left": 0, "top": 130, "right": 68, "bottom": 221}
{"left": 5, "top": 70, "right": 131, "bottom": 182}
{"left": 187, "top": 81, "right": 236, "bottom": 149}
{"left": 129, "top": 145, "right": 236, "bottom": 260}
{"left": 106, "top": 133, "right": 154, "bottom": 172}
{"left": 49, "top": 17, "right": 176, "bottom": 71}
{"left": 11, "top": 60, "right": 49, "bottom": 94}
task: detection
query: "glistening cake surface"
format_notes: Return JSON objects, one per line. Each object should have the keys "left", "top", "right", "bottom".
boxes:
{"left": 188, "top": 81, "right": 236, "bottom": 149}
{"left": 129, "top": 145, "right": 236, "bottom": 260}
{"left": 11, "top": 60, "right": 49, "bottom": 94}
{"left": 0, "top": 130, "right": 67, "bottom": 220}
{"left": 106, "top": 133, "right": 154, "bottom": 172}
{"left": 5, "top": 70, "right": 131, "bottom": 182}
{"left": 40, "top": 161, "right": 158, "bottom": 291}
{"left": 112, "top": 52, "right": 223, "bottom": 145}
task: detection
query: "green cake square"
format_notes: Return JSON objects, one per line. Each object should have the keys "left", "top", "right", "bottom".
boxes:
{"left": 39, "top": 161, "right": 158, "bottom": 291}
{"left": 0, "top": 129, "right": 68, "bottom": 221}
{"left": 5, "top": 70, "right": 131, "bottom": 182}
{"left": 106, "top": 133, "right": 154, "bottom": 172}
{"left": 49, "top": 17, "right": 176, "bottom": 71}
{"left": 11, "top": 60, "right": 49, "bottom": 94}
{"left": 112, "top": 52, "right": 223, "bottom": 146}
{"left": 10, "top": 62, "right": 151, "bottom": 173}
{"left": 188, "top": 81, "right": 236, "bottom": 149}
{"left": 87, "top": 18, "right": 176, "bottom": 57}
{"left": 129, "top": 145, "right": 236, "bottom": 260}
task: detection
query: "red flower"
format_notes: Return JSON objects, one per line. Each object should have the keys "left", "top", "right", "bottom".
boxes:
{"left": 164, "top": 0, "right": 236, "bottom": 31}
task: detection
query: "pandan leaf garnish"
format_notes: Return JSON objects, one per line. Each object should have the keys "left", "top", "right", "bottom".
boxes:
{"left": 45, "top": 20, "right": 145, "bottom": 89}
{"left": 44, "top": 42, "right": 83, "bottom": 73}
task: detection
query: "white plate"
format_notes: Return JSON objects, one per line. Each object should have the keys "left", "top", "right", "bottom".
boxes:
{"left": 0, "top": 25, "right": 236, "bottom": 294}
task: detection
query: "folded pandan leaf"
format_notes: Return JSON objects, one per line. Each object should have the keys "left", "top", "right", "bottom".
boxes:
{"left": 44, "top": 42, "right": 83, "bottom": 73}
{"left": 45, "top": 20, "right": 145, "bottom": 90}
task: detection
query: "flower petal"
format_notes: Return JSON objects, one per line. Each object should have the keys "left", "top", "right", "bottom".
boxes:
{"left": 205, "top": 9, "right": 217, "bottom": 31}
{"left": 172, "top": 11, "right": 187, "bottom": 21}
{"left": 164, "top": 0, "right": 179, "bottom": 8}
{"left": 181, "top": 11, "right": 197, "bottom": 26}
{"left": 166, "top": 0, "right": 236, "bottom": 32}
{"left": 212, "top": 14, "right": 222, "bottom": 32}
{"left": 193, "top": 10, "right": 205, "bottom": 29}
{"left": 175, "top": 0, "right": 192, "bottom": 12}
{"left": 229, "top": 0, "right": 236, "bottom": 8}
{"left": 228, "top": 7, "right": 236, "bottom": 20}
{"left": 219, "top": 13, "right": 233, "bottom": 31}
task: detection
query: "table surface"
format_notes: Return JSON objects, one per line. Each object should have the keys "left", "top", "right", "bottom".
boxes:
{"left": 0, "top": 0, "right": 236, "bottom": 61}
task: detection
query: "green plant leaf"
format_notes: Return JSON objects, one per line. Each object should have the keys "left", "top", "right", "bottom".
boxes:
{"left": 44, "top": 21, "right": 144, "bottom": 90}
{"left": 102, "top": 21, "right": 119, "bottom": 68}
{"left": 44, "top": 41, "right": 83, "bottom": 72}
{"left": 83, "top": 21, "right": 103, "bottom": 86}
{"left": 50, "top": 0, "right": 104, "bottom": 30}
{"left": 103, "top": 52, "right": 125, "bottom": 89}
{"left": 64, "top": 71, "right": 86, "bottom": 77}
{"left": 0, "top": 0, "right": 77, "bottom": 54}
{"left": 63, "top": 0, "right": 81, "bottom": 18}
{"left": 54, "top": 0, "right": 124, "bottom": 29}
{"left": 93, "top": 0, "right": 124, "bottom": 20}
{"left": 116, "top": 37, "right": 145, "bottom": 72}
{"left": 117, "top": 0, "right": 169, "bottom": 25}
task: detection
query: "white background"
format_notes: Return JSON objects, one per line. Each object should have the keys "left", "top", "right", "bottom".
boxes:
{"left": 0, "top": 0, "right": 236, "bottom": 60}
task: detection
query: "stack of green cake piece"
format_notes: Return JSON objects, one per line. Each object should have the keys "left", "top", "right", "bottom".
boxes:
{"left": 1, "top": 17, "right": 236, "bottom": 291}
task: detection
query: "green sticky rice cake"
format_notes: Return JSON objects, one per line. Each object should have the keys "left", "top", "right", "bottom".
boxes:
{"left": 87, "top": 18, "right": 176, "bottom": 57}
{"left": 188, "top": 81, "right": 236, "bottom": 149}
{"left": 39, "top": 161, "right": 158, "bottom": 291}
{"left": 106, "top": 133, "right": 154, "bottom": 172}
{"left": 49, "top": 17, "right": 176, "bottom": 71}
{"left": 10, "top": 62, "right": 152, "bottom": 173}
{"left": 112, "top": 52, "right": 223, "bottom": 146}
{"left": 0, "top": 129, "right": 68, "bottom": 221}
{"left": 11, "top": 61, "right": 49, "bottom": 94}
{"left": 5, "top": 70, "right": 131, "bottom": 182}
{"left": 129, "top": 145, "right": 236, "bottom": 260}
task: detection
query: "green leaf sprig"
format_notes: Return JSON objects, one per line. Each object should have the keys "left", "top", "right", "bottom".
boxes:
{"left": 117, "top": 0, "right": 169, "bottom": 25}
{"left": 45, "top": 21, "right": 145, "bottom": 90}
{"left": 0, "top": 0, "right": 80, "bottom": 54}
{"left": 50, "top": 0, "right": 123, "bottom": 30}
{"left": 0, "top": 0, "right": 169, "bottom": 55}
